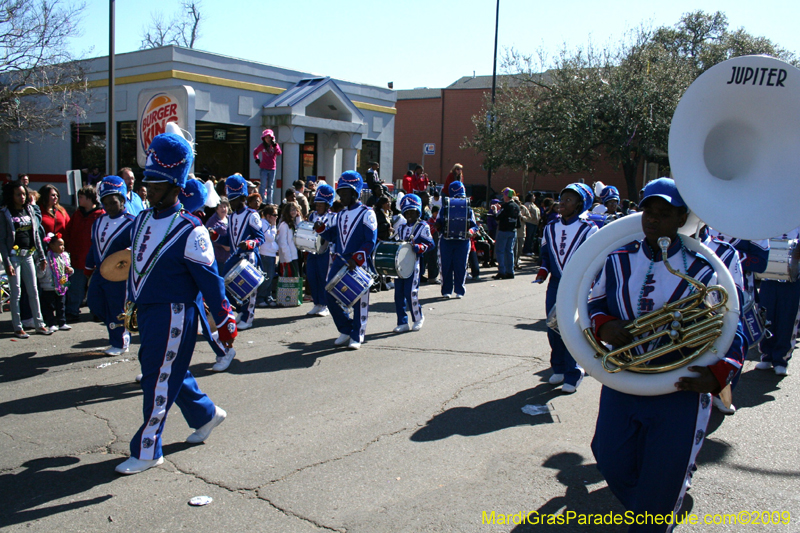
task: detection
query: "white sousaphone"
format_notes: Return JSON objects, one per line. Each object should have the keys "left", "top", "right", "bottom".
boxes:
{"left": 556, "top": 55, "right": 800, "bottom": 396}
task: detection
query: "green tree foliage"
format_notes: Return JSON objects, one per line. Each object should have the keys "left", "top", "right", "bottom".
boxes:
{"left": 467, "top": 11, "right": 797, "bottom": 199}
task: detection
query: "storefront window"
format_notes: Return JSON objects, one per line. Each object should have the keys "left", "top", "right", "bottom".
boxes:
{"left": 194, "top": 121, "right": 250, "bottom": 181}
{"left": 118, "top": 121, "right": 140, "bottom": 178}
{"left": 71, "top": 122, "right": 106, "bottom": 176}
{"left": 301, "top": 132, "right": 317, "bottom": 178}
{"left": 358, "top": 140, "right": 380, "bottom": 177}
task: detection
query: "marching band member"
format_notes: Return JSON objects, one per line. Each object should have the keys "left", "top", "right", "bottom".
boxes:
{"left": 535, "top": 183, "right": 597, "bottom": 393}
{"left": 213, "top": 174, "right": 265, "bottom": 331}
{"left": 437, "top": 181, "right": 477, "bottom": 298}
{"left": 306, "top": 184, "right": 336, "bottom": 317}
{"left": 179, "top": 179, "right": 237, "bottom": 372}
{"left": 699, "top": 228, "right": 747, "bottom": 414}
{"left": 116, "top": 132, "right": 237, "bottom": 474}
{"left": 316, "top": 171, "right": 378, "bottom": 350}
{"left": 588, "top": 178, "right": 745, "bottom": 531}
{"left": 706, "top": 228, "right": 769, "bottom": 302}
{"left": 86, "top": 176, "right": 135, "bottom": 356}
{"left": 392, "top": 194, "right": 434, "bottom": 333}
{"left": 756, "top": 226, "right": 800, "bottom": 376}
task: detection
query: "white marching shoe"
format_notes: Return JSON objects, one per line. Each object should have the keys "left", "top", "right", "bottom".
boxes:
{"left": 548, "top": 373, "right": 565, "bottom": 385}
{"left": 348, "top": 339, "right": 361, "bottom": 350}
{"left": 560, "top": 369, "right": 585, "bottom": 395}
{"left": 186, "top": 406, "right": 227, "bottom": 444}
{"left": 775, "top": 366, "right": 788, "bottom": 376}
{"left": 115, "top": 456, "right": 164, "bottom": 475}
{"left": 334, "top": 333, "right": 351, "bottom": 346}
{"left": 236, "top": 321, "right": 252, "bottom": 331}
{"left": 307, "top": 305, "right": 321, "bottom": 316}
{"left": 755, "top": 361, "right": 772, "bottom": 370}
{"left": 212, "top": 348, "right": 236, "bottom": 372}
{"left": 135, "top": 374, "right": 143, "bottom": 383}
{"left": 316, "top": 306, "right": 330, "bottom": 317}
{"left": 412, "top": 317, "right": 424, "bottom": 331}
{"left": 393, "top": 323, "right": 411, "bottom": 333}
{"left": 105, "top": 346, "right": 129, "bottom": 356}
{"left": 712, "top": 395, "right": 736, "bottom": 415}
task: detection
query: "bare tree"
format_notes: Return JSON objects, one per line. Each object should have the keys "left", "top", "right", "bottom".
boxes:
{"left": 0, "top": 0, "right": 90, "bottom": 141}
{"left": 141, "top": 1, "right": 202, "bottom": 49}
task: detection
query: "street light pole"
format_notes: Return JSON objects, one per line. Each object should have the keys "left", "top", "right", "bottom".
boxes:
{"left": 487, "top": 0, "right": 499, "bottom": 199}
{"left": 108, "top": 0, "right": 116, "bottom": 175}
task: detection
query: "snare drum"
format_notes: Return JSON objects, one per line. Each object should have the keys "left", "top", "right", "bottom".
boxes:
{"left": 444, "top": 197, "right": 470, "bottom": 240}
{"left": 294, "top": 221, "right": 328, "bottom": 254}
{"left": 373, "top": 241, "right": 416, "bottom": 279}
{"left": 223, "top": 259, "right": 264, "bottom": 304}
{"left": 741, "top": 299, "right": 768, "bottom": 345}
{"left": 325, "top": 265, "right": 372, "bottom": 308}
{"left": 755, "top": 239, "right": 799, "bottom": 282}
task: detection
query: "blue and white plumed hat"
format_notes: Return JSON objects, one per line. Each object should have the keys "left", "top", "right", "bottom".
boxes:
{"left": 179, "top": 178, "right": 208, "bottom": 213}
{"left": 399, "top": 193, "right": 422, "bottom": 215}
{"left": 336, "top": 170, "right": 363, "bottom": 195}
{"left": 640, "top": 177, "right": 686, "bottom": 209}
{"left": 97, "top": 175, "right": 127, "bottom": 200}
{"left": 314, "top": 184, "right": 335, "bottom": 206}
{"left": 562, "top": 183, "right": 594, "bottom": 214}
{"left": 449, "top": 181, "right": 466, "bottom": 198}
{"left": 143, "top": 132, "right": 194, "bottom": 188}
{"left": 600, "top": 185, "right": 620, "bottom": 205}
{"left": 225, "top": 174, "right": 248, "bottom": 200}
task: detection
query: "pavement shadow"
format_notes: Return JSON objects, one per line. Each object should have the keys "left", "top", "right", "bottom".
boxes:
{"left": 0, "top": 350, "right": 112, "bottom": 384}
{"left": 0, "top": 381, "right": 141, "bottom": 417}
{"left": 70, "top": 337, "right": 115, "bottom": 350}
{"left": 192, "top": 339, "right": 341, "bottom": 376}
{"left": 731, "top": 368, "right": 786, "bottom": 410}
{"left": 515, "top": 319, "right": 549, "bottom": 333}
{"left": 410, "top": 384, "right": 561, "bottom": 442}
{"left": 510, "top": 452, "right": 624, "bottom": 532}
{"left": 0, "top": 455, "right": 116, "bottom": 527}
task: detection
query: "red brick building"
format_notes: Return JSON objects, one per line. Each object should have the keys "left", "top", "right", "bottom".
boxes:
{"left": 395, "top": 75, "right": 656, "bottom": 203}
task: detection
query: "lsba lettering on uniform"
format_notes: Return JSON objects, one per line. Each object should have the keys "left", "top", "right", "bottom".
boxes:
{"left": 727, "top": 66, "right": 787, "bottom": 87}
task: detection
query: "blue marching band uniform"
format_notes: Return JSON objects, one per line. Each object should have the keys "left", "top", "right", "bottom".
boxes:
{"left": 437, "top": 181, "right": 477, "bottom": 298}
{"left": 306, "top": 184, "right": 337, "bottom": 316}
{"left": 538, "top": 183, "right": 598, "bottom": 392}
{"left": 115, "top": 132, "right": 237, "bottom": 475}
{"left": 86, "top": 176, "right": 135, "bottom": 356}
{"left": 393, "top": 194, "right": 434, "bottom": 332}
{"left": 756, "top": 226, "right": 800, "bottom": 374}
{"left": 179, "top": 178, "right": 238, "bottom": 372}
{"left": 216, "top": 175, "right": 265, "bottom": 329}
{"left": 318, "top": 171, "right": 378, "bottom": 349}
{"left": 587, "top": 179, "right": 745, "bottom": 532}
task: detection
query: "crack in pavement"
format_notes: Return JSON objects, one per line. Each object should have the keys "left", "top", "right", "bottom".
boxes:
{"left": 368, "top": 343, "right": 547, "bottom": 364}
{"left": 162, "top": 457, "right": 344, "bottom": 532}
{"left": 0, "top": 428, "right": 41, "bottom": 447}
{"left": 74, "top": 405, "right": 119, "bottom": 455}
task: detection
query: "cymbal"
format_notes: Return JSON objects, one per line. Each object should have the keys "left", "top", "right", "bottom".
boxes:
{"left": 100, "top": 249, "right": 131, "bottom": 282}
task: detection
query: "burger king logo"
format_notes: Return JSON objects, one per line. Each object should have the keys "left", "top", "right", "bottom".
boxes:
{"left": 139, "top": 93, "right": 181, "bottom": 153}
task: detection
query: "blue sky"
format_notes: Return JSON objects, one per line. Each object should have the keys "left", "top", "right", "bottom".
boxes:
{"left": 69, "top": 0, "right": 799, "bottom": 90}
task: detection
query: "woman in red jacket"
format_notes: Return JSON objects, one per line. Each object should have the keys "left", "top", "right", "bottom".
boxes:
{"left": 63, "top": 186, "right": 104, "bottom": 320}
{"left": 37, "top": 184, "right": 70, "bottom": 236}
{"left": 443, "top": 163, "right": 464, "bottom": 197}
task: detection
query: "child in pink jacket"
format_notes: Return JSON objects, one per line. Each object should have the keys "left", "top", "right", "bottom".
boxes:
{"left": 253, "top": 129, "right": 282, "bottom": 204}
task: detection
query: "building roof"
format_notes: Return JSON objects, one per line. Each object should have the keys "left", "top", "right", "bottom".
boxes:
{"left": 397, "top": 88, "right": 442, "bottom": 100}
{"left": 397, "top": 72, "right": 553, "bottom": 100}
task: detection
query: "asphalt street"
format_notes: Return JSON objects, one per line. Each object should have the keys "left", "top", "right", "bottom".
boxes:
{"left": 1, "top": 259, "right": 798, "bottom": 532}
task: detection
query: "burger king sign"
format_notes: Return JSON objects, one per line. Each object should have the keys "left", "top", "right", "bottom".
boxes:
{"left": 136, "top": 86, "right": 195, "bottom": 167}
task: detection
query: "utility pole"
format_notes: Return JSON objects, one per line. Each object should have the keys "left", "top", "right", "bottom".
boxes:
{"left": 107, "top": 0, "right": 116, "bottom": 174}
{"left": 486, "top": 0, "right": 500, "bottom": 198}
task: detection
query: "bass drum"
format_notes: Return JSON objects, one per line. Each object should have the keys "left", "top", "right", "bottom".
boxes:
{"left": 373, "top": 241, "right": 416, "bottom": 279}
{"left": 295, "top": 221, "right": 327, "bottom": 254}
{"left": 754, "top": 239, "right": 799, "bottom": 282}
